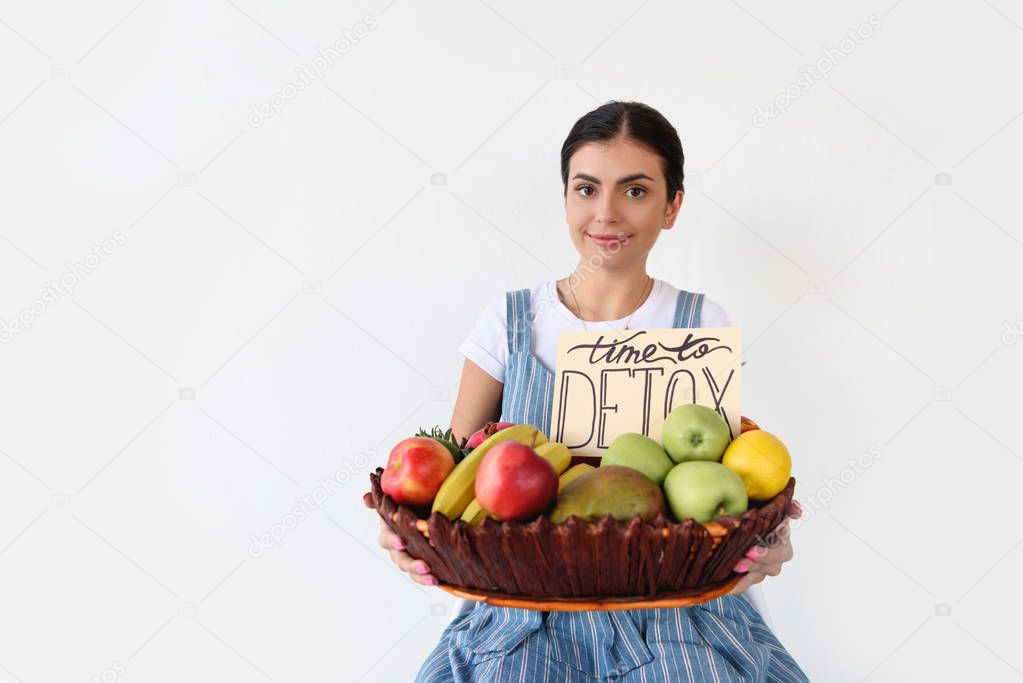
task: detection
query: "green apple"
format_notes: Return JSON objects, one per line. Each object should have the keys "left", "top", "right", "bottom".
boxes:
{"left": 600, "top": 433, "right": 674, "bottom": 485}
{"left": 663, "top": 461, "right": 748, "bottom": 523}
{"left": 661, "top": 404, "right": 731, "bottom": 463}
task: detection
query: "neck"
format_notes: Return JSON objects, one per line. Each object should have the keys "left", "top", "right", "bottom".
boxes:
{"left": 562, "top": 261, "right": 652, "bottom": 322}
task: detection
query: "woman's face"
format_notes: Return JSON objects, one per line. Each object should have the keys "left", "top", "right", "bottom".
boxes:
{"left": 564, "top": 137, "right": 681, "bottom": 269}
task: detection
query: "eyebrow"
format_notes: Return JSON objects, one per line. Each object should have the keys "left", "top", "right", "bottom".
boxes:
{"left": 571, "top": 172, "right": 654, "bottom": 185}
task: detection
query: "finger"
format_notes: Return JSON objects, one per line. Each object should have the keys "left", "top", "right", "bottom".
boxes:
{"left": 389, "top": 548, "right": 430, "bottom": 575}
{"left": 408, "top": 570, "right": 438, "bottom": 586}
{"left": 749, "top": 571, "right": 767, "bottom": 586}
{"left": 737, "top": 541, "right": 791, "bottom": 572}
{"left": 742, "top": 549, "right": 785, "bottom": 572}
{"left": 376, "top": 523, "right": 440, "bottom": 586}
{"left": 729, "top": 571, "right": 766, "bottom": 595}
{"left": 734, "top": 556, "right": 759, "bottom": 574}
{"left": 753, "top": 524, "right": 786, "bottom": 551}
{"left": 363, "top": 492, "right": 374, "bottom": 509}
{"left": 757, "top": 539, "right": 793, "bottom": 564}
{"left": 746, "top": 547, "right": 792, "bottom": 574}
{"left": 389, "top": 551, "right": 437, "bottom": 585}
{"left": 747, "top": 556, "right": 784, "bottom": 577}
{"left": 770, "top": 518, "right": 792, "bottom": 544}
{"left": 744, "top": 543, "right": 770, "bottom": 561}
{"left": 788, "top": 499, "right": 803, "bottom": 518}
{"left": 378, "top": 523, "right": 405, "bottom": 552}
{"left": 388, "top": 548, "right": 413, "bottom": 572}
{"left": 759, "top": 517, "right": 791, "bottom": 546}
{"left": 729, "top": 571, "right": 755, "bottom": 595}
{"left": 728, "top": 576, "right": 751, "bottom": 595}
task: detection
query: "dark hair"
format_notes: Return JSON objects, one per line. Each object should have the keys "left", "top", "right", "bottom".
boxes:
{"left": 560, "top": 101, "right": 685, "bottom": 201}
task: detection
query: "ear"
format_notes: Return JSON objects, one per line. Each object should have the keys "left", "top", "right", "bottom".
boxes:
{"left": 663, "top": 190, "right": 684, "bottom": 229}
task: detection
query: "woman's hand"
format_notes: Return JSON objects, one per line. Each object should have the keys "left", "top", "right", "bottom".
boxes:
{"left": 728, "top": 499, "right": 802, "bottom": 596}
{"left": 365, "top": 493, "right": 438, "bottom": 586}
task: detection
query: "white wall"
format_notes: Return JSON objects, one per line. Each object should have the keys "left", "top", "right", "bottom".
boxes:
{"left": 1, "top": 1, "right": 1021, "bottom": 681}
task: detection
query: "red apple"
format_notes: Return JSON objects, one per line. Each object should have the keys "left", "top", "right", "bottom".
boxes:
{"left": 466, "top": 421, "right": 517, "bottom": 449}
{"left": 474, "top": 441, "right": 558, "bottom": 521}
{"left": 381, "top": 437, "right": 455, "bottom": 506}
{"left": 740, "top": 416, "right": 760, "bottom": 433}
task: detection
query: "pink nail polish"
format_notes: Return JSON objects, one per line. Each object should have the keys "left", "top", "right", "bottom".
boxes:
{"left": 735, "top": 560, "right": 750, "bottom": 573}
{"left": 745, "top": 548, "right": 760, "bottom": 560}
{"left": 425, "top": 577, "right": 437, "bottom": 586}
{"left": 415, "top": 563, "right": 430, "bottom": 574}
{"left": 394, "top": 540, "right": 405, "bottom": 550}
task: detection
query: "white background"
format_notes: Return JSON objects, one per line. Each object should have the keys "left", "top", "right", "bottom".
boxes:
{"left": 1, "top": 1, "right": 1021, "bottom": 681}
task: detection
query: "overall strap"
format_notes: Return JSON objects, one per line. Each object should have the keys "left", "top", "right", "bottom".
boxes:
{"left": 673, "top": 289, "right": 705, "bottom": 328}
{"left": 505, "top": 288, "right": 533, "bottom": 353}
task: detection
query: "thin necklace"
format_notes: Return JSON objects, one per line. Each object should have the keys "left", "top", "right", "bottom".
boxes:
{"left": 564, "top": 276, "right": 653, "bottom": 331}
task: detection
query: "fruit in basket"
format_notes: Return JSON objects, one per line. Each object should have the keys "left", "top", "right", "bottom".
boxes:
{"left": 466, "top": 421, "right": 517, "bottom": 449}
{"left": 663, "top": 461, "right": 748, "bottom": 523}
{"left": 460, "top": 441, "right": 571, "bottom": 523}
{"left": 557, "top": 463, "right": 595, "bottom": 492}
{"left": 600, "top": 433, "right": 674, "bottom": 485}
{"left": 721, "top": 430, "right": 792, "bottom": 501}
{"left": 415, "top": 426, "right": 463, "bottom": 463}
{"left": 534, "top": 441, "right": 571, "bottom": 474}
{"left": 549, "top": 465, "right": 665, "bottom": 523}
{"left": 432, "top": 424, "right": 545, "bottom": 519}
{"left": 467, "top": 506, "right": 493, "bottom": 525}
{"left": 475, "top": 442, "right": 559, "bottom": 521}
{"left": 380, "top": 437, "right": 456, "bottom": 506}
{"left": 740, "top": 416, "right": 760, "bottom": 433}
{"left": 661, "top": 404, "right": 731, "bottom": 463}
{"left": 460, "top": 497, "right": 494, "bottom": 525}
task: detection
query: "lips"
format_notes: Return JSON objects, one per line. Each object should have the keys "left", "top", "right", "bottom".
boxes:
{"left": 588, "top": 233, "right": 630, "bottom": 248}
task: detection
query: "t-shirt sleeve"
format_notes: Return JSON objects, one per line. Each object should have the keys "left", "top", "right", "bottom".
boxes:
{"left": 457, "top": 294, "right": 509, "bottom": 383}
{"left": 701, "top": 296, "right": 746, "bottom": 366}
{"left": 700, "top": 297, "right": 731, "bottom": 327}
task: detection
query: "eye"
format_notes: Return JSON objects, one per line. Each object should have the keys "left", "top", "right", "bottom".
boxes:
{"left": 626, "top": 186, "right": 646, "bottom": 198}
{"left": 576, "top": 184, "right": 595, "bottom": 197}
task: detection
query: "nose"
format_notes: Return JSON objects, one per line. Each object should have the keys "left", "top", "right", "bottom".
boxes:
{"left": 594, "top": 193, "right": 621, "bottom": 226}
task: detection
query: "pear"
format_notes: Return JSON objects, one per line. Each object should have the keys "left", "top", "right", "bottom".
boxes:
{"left": 549, "top": 465, "right": 665, "bottom": 523}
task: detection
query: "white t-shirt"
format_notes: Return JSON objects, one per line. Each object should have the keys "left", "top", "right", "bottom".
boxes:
{"left": 458, "top": 279, "right": 732, "bottom": 383}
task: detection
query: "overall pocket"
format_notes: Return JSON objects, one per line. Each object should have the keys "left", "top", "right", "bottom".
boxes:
{"left": 545, "top": 609, "right": 654, "bottom": 678}
{"left": 454, "top": 604, "right": 544, "bottom": 661}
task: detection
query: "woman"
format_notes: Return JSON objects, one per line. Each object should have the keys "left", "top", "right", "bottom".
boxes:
{"left": 377, "top": 101, "right": 808, "bottom": 681}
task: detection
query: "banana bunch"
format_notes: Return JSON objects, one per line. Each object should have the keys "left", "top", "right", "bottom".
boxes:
{"left": 460, "top": 441, "right": 571, "bottom": 524}
{"left": 432, "top": 424, "right": 546, "bottom": 520}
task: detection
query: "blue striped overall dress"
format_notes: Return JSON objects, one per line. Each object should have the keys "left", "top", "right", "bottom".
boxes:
{"left": 416, "top": 288, "right": 809, "bottom": 682}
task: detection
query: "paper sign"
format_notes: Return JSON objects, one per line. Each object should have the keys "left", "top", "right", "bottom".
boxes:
{"left": 550, "top": 327, "right": 742, "bottom": 458}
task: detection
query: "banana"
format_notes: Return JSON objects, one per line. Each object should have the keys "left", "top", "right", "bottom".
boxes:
{"left": 460, "top": 497, "right": 483, "bottom": 523}
{"left": 460, "top": 498, "right": 493, "bottom": 525}
{"left": 431, "top": 424, "right": 546, "bottom": 519}
{"left": 557, "top": 463, "right": 595, "bottom": 493}
{"left": 466, "top": 506, "right": 493, "bottom": 525}
{"left": 534, "top": 441, "right": 571, "bottom": 474}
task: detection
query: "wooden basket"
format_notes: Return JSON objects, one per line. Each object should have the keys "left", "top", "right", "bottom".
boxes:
{"left": 368, "top": 467, "right": 795, "bottom": 610}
